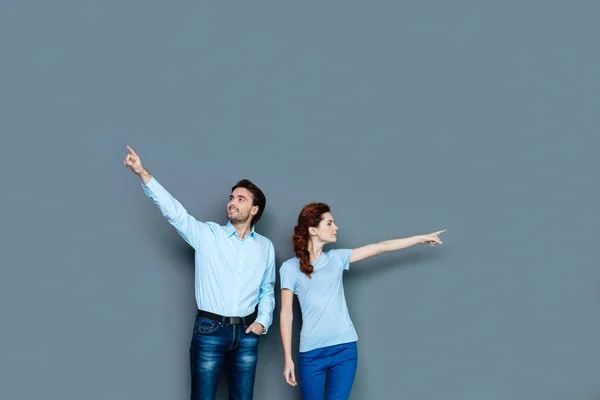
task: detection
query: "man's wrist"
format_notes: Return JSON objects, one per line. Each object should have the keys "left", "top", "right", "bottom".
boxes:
{"left": 139, "top": 169, "right": 152, "bottom": 184}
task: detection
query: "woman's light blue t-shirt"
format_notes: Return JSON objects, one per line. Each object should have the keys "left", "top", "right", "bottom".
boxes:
{"left": 280, "top": 249, "right": 358, "bottom": 353}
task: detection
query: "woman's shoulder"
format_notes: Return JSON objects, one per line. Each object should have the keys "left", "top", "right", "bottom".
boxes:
{"left": 324, "top": 248, "right": 351, "bottom": 257}
{"left": 324, "top": 248, "right": 352, "bottom": 265}
{"left": 280, "top": 257, "right": 300, "bottom": 271}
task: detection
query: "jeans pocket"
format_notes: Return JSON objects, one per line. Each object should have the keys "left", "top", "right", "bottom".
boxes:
{"left": 194, "top": 318, "right": 220, "bottom": 334}
{"left": 248, "top": 331, "right": 261, "bottom": 339}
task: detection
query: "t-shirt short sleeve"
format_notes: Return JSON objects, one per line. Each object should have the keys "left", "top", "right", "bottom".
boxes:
{"left": 279, "top": 262, "right": 297, "bottom": 292}
{"left": 331, "top": 249, "right": 353, "bottom": 270}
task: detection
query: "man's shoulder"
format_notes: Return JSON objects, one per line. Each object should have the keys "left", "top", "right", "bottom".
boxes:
{"left": 253, "top": 231, "right": 274, "bottom": 247}
{"left": 202, "top": 221, "right": 222, "bottom": 231}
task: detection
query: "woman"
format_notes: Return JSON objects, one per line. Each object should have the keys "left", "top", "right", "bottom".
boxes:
{"left": 279, "top": 202, "right": 445, "bottom": 399}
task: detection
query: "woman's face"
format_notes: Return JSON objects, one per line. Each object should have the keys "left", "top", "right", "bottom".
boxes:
{"left": 309, "top": 212, "right": 339, "bottom": 243}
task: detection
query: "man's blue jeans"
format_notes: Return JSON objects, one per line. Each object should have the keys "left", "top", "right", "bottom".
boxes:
{"left": 298, "top": 341, "right": 358, "bottom": 400}
{"left": 189, "top": 315, "right": 261, "bottom": 400}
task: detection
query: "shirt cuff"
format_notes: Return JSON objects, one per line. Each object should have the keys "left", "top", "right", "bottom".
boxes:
{"left": 254, "top": 315, "right": 270, "bottom": 335}
{"left": 141, "top": 175, "right": 157, "bottom": 189}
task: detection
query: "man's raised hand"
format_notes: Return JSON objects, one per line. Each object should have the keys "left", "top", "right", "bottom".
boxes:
{"left": 124, "top": 145, "right": 144, "bottom": 175}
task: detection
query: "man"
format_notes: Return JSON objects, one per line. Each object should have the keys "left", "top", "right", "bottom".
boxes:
{"left": 124, "top": 145, "right": 275, "bottom": 400}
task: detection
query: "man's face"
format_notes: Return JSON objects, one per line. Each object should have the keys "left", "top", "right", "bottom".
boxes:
{"left": 227, "top": 187, "right": 258, "bottom": 224}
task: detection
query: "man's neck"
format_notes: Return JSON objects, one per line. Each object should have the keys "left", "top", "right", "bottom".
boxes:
{"left": 231, "top": 221, "right": 253, "bottom": 239}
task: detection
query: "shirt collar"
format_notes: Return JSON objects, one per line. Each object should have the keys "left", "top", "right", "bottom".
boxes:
{"left": 225, "top": 221, "right": 255, "bottom": 239}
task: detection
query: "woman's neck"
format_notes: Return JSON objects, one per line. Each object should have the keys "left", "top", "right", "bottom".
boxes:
{"left": 308, "top": 239, "right": 325, "bottom": 262}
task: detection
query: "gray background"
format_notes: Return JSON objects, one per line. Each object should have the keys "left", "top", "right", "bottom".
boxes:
{"left": 1, "top": 1, "right": 599, "bottom": 399}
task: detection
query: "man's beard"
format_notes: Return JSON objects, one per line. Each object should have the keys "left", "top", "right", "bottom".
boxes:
{"left": 228, "top": 209, "right": 250, "bottom": 224}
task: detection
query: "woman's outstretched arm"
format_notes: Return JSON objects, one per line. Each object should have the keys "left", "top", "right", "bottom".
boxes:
{"left": 350, "top": 230, "right": 446, "bottom": 264}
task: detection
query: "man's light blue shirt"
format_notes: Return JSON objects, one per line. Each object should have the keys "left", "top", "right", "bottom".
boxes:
{"left": 142, "top": 176, "right": 276, "bottom": 332}
{"left": 280, "top": 249, "right": 358, "bottom": 352}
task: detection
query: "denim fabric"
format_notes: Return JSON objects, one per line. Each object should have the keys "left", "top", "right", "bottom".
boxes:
{"left": 189, "top": 316, "right": 261, "bottom": 400}
{"left": 298, "top": 341, "right": 358, "bottom": 400}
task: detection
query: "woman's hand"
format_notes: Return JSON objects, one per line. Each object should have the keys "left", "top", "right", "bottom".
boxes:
{"left": 283, "top": 359, "right": 297, "bottom": 387}
{"left": 419, "top": 230, "right": 446, "bottom": 246}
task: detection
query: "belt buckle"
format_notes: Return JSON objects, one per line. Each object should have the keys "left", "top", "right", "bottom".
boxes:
{"left": 230, "top": 317, "right": 241, "bottom": 325}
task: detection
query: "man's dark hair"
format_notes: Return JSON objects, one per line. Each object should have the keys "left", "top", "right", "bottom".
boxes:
{"left": 231, "top": 179, "right": 266, "bottom": 226}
